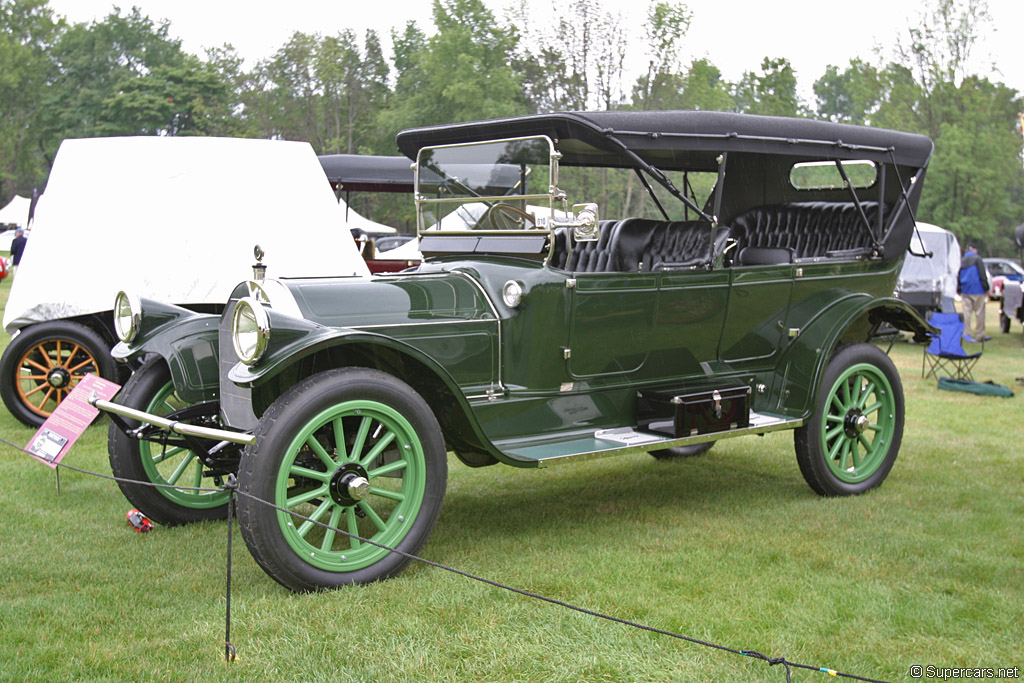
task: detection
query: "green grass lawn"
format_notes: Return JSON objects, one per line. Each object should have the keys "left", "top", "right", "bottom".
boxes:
{"left": 0, "top": 271, "right": 1021, "bottom": 682}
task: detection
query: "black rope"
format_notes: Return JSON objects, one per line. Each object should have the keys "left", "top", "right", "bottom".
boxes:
{"left": 2, "top": 434, "right": 891, "bottom": 681}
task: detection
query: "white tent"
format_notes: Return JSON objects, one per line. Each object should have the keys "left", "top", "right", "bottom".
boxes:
{"left": 0, "top": 195, "right": 31, "bottom": 229}
{"left": 4, "top": 136, "right": 369, "bottom": 333}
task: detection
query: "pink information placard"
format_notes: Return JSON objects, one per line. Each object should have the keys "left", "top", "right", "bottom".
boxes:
{"left": 26, "top": 373, "right": 121, "bottom": 468}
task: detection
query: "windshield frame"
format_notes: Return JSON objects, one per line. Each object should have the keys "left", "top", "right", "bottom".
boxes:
{"left": 414, "top": 135, "right": 559, "bottom": 236}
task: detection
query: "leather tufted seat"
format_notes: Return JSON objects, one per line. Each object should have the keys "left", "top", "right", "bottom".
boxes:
{"left": 550, "top": 220, "right": 619, "bottom": 272}
{"left": 730, "top": 202, "right": 887, "bottom": 260}
{"left": 613, "top": 219, "right": 713, "bottom": 272}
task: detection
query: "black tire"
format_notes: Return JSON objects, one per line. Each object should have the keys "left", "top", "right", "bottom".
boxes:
{"left": 237, "top": 368, "right": 447, "bottom": 592}
{"left": 107, "top": 357, "right": 233, "bottom": 525}
{"left": 649, "top": 441, "right": 715, "bottom": 460}
{"left": 1000, "top": 312, "right": 1011, "bottom": 334}
{"left": 794, "top": 343, "right": 904, "bottom": 496}
{"left": 0, "top": 321, "right": 119, "bottom": 427}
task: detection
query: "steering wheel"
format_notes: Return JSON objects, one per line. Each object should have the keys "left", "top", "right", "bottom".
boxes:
{"left": 479, "top": 203, "right": 537, "bottom": 230}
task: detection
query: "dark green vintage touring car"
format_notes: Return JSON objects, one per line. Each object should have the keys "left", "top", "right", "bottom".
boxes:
{"left": 96, "top": 111, "right": 934, "bottom": 592}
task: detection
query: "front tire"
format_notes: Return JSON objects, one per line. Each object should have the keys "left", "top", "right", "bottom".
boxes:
{"left": 0, "top": 321, "right": 119, "bottom": 427}
{"left": 237, "top": 368, "right": 447, "bottom": 592}
{"left": 107, "top": 357, "right": 233, "bottom": 525}
{"left": 794, "top": 343, "right": 903, "bottom": 496}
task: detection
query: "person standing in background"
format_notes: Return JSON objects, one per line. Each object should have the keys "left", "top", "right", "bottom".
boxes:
{"left": 957, "top": 242, "right": 991, "bottom": 342}
{"left": 10, "top": 228, "right": 26, "bottom": 277}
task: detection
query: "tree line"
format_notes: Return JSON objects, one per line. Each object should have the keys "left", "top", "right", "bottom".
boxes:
{"left": 1, "top": 0, "right": 1021, "bottom": 252}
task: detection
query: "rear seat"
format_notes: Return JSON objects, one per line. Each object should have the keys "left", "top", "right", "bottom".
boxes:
{"left": 729, "top": 201, "right": 887, "bottom": 261}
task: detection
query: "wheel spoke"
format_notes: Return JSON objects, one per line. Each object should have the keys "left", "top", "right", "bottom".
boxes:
{"left": 191, "top": 460, "right": 203, "bottom": 488}
{"left": 60, "top": 344, "right": 82, "bottom": 368}
{"left": 67, "top": 358, "right": 96, "bottom": 373}
{"left": 849, "top": 439, "right": 861, "bottom": 470}
{"left": 152, "top": 445, "right": 185, "bottom": 464}
{"left": 285, "top": 484, "right": 328, "bottom": 508}
{"left": 840, "top": 378, "right": 852, "bottom": 406}
{"left": 858, "top": 434, "right": 873, "bottom": 454}
{"left": 825, "top": 424, "right": 844, "bottom": 441}
{"left": 862, "top": 401, "right": 882, "bottom": 416}
{"left": 827, "top": 434, "right": 844, "bottom": 462}
{"left": 856, "top": 381, "right": 875, "bottom": 409}
{"left": 23, "top": 383, "right": 49, "bottom": 398}
{"left": 359, "top": 430, "right": 397, "bottom": 468}
{"left": 368, "top": 486, "right": 405, "bottom": 502}
{"left": 346, "top": 506, "right": 361, "bottom": 550}
{"left": 839, "top": 439, "right": 851, "bottom": 470}
{"left": 21, "top": 373, "right": 48, "bottom": 381}
{"left": 25, "top": 356, "right": 50, "bottom": 372}
{"left": 825, "top": 413, "right": 844, "bottom": 424}
{"left": 332, "top": 417, "right": 348, "bottom": 462}
{"left": 829, "top": 393, "right": 845, "bottom": 413}
{"left": 297, "top": 499, "right": 333, "bottom": 538}
{"left": 166, "top": 451, "right": 198, "bottom": 486}
{"left": 288, "top": 465, "right": 331, "bottom": 483}
{"left": 368, "top": 460, "right": 407, "bottom": 478}
{"left": 357, "top": 500, "right": 387, "bottom": 531}
{"left": 321, "top": 505, "right": 344, "bottom": 551}
{"left": 304, "top": 434, "right": 337, "bottom": 470}
{"left": 39, "top": 387, "right": 55, "bottom": 408}
{"left": 350, "top": 416, "right": 372, "bottom": 461}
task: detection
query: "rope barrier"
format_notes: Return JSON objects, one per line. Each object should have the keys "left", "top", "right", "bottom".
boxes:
{"left": 1, "top": 434, "right": 891, "bottom": 682}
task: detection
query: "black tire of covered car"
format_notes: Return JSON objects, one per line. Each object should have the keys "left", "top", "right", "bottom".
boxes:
{"left": 107, "top": 356, "right": 232, "bottom": 525}
{"left": 0, "top": 321, "right": 119, "bottom": 428}
{"left": 794, "top": 342, "right": 904, "bottom": 497}
{"left": 236, "top": 367, "right": 447, "bottom": 592}
{"left": 649, "top": 441, "right": 715, "bottom": 459}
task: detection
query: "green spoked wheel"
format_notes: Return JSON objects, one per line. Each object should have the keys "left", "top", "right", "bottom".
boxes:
{"left": 237, "top": 368, "right": 447, "bottom": 592}
{"left": 108, "top": 357, "right": 234, "bottom": 525}
{"left": 795, "top": 343, "right": 904, "bottom": 496}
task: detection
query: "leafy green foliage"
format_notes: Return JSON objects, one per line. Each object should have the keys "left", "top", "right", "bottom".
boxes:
{"left": 0, "top": 0, "right": 1021, "bottom": 250}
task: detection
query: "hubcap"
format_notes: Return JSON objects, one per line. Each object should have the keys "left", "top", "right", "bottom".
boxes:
{"left": 47, "top": 367, "right": 71, "bottom": 388}
{"left": 329, "top": 463, "right": 371, "bottom": 505}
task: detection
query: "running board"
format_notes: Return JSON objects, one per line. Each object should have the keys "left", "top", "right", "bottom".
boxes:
{"left": 497, "top": 411, "right": 802, "bottom": 467}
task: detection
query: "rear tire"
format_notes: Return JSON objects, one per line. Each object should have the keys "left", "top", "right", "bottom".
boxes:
{"left": 794, "top": 343, "right": 903, "bottom": 496}
{"left": 650, "top": 441, "right": 714, "bottom": 459}
{"left": 237, "top": 368, "right": 447, "bottom": 592}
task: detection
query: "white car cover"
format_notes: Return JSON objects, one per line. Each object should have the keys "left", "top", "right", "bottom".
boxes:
{"left": 4, "top": 137, "right": 369, "bottom": 333}
{"left": 898, "top": 221, "right": 961, "bottom": 311}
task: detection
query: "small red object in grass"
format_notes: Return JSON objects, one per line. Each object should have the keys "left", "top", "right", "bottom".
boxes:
{"left": 127, "top": 509, "right": 152, "bottom": 533}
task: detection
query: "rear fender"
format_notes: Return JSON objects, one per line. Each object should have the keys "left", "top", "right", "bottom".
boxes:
{"left": 774, "top": 296, "right": 931, "bottom": 418}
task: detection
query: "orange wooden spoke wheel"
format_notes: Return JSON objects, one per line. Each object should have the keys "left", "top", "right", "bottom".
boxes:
{"left": 15, "top": 338, "right": 100, "bottom": 417}
{"left": 0, "top": 322, "right": 118, "bottom": 427}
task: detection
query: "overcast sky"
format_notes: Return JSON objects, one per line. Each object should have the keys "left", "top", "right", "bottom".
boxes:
{"left": 44, "top": 0, "right": 1023, "bottom": 102}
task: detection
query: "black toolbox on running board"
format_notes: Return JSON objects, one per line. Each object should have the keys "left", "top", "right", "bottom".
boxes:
{"left": 637, "top": 386, "right": 751, "bottom": 437}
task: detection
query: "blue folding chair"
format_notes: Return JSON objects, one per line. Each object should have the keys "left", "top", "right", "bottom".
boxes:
{"left": 922, "top": 312, "right": 982, "bottom": 380}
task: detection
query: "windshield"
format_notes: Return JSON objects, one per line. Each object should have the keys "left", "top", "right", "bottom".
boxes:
{"left": 416, "top": 137, "right": 557, "bottom": 233}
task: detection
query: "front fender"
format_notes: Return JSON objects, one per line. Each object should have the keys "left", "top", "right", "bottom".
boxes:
{"left": 774, "top": 296, "right": 932, "bottom": 418}
{"left": 112, "top": 299, "right": 220, "bottom": 403}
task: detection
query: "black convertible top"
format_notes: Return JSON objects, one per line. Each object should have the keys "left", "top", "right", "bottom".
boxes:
{"left": 318, "top": 154, "right": 414, "bottom": 193}
{"left": 396, "top": 110, "right": 933, "bottom": 170}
